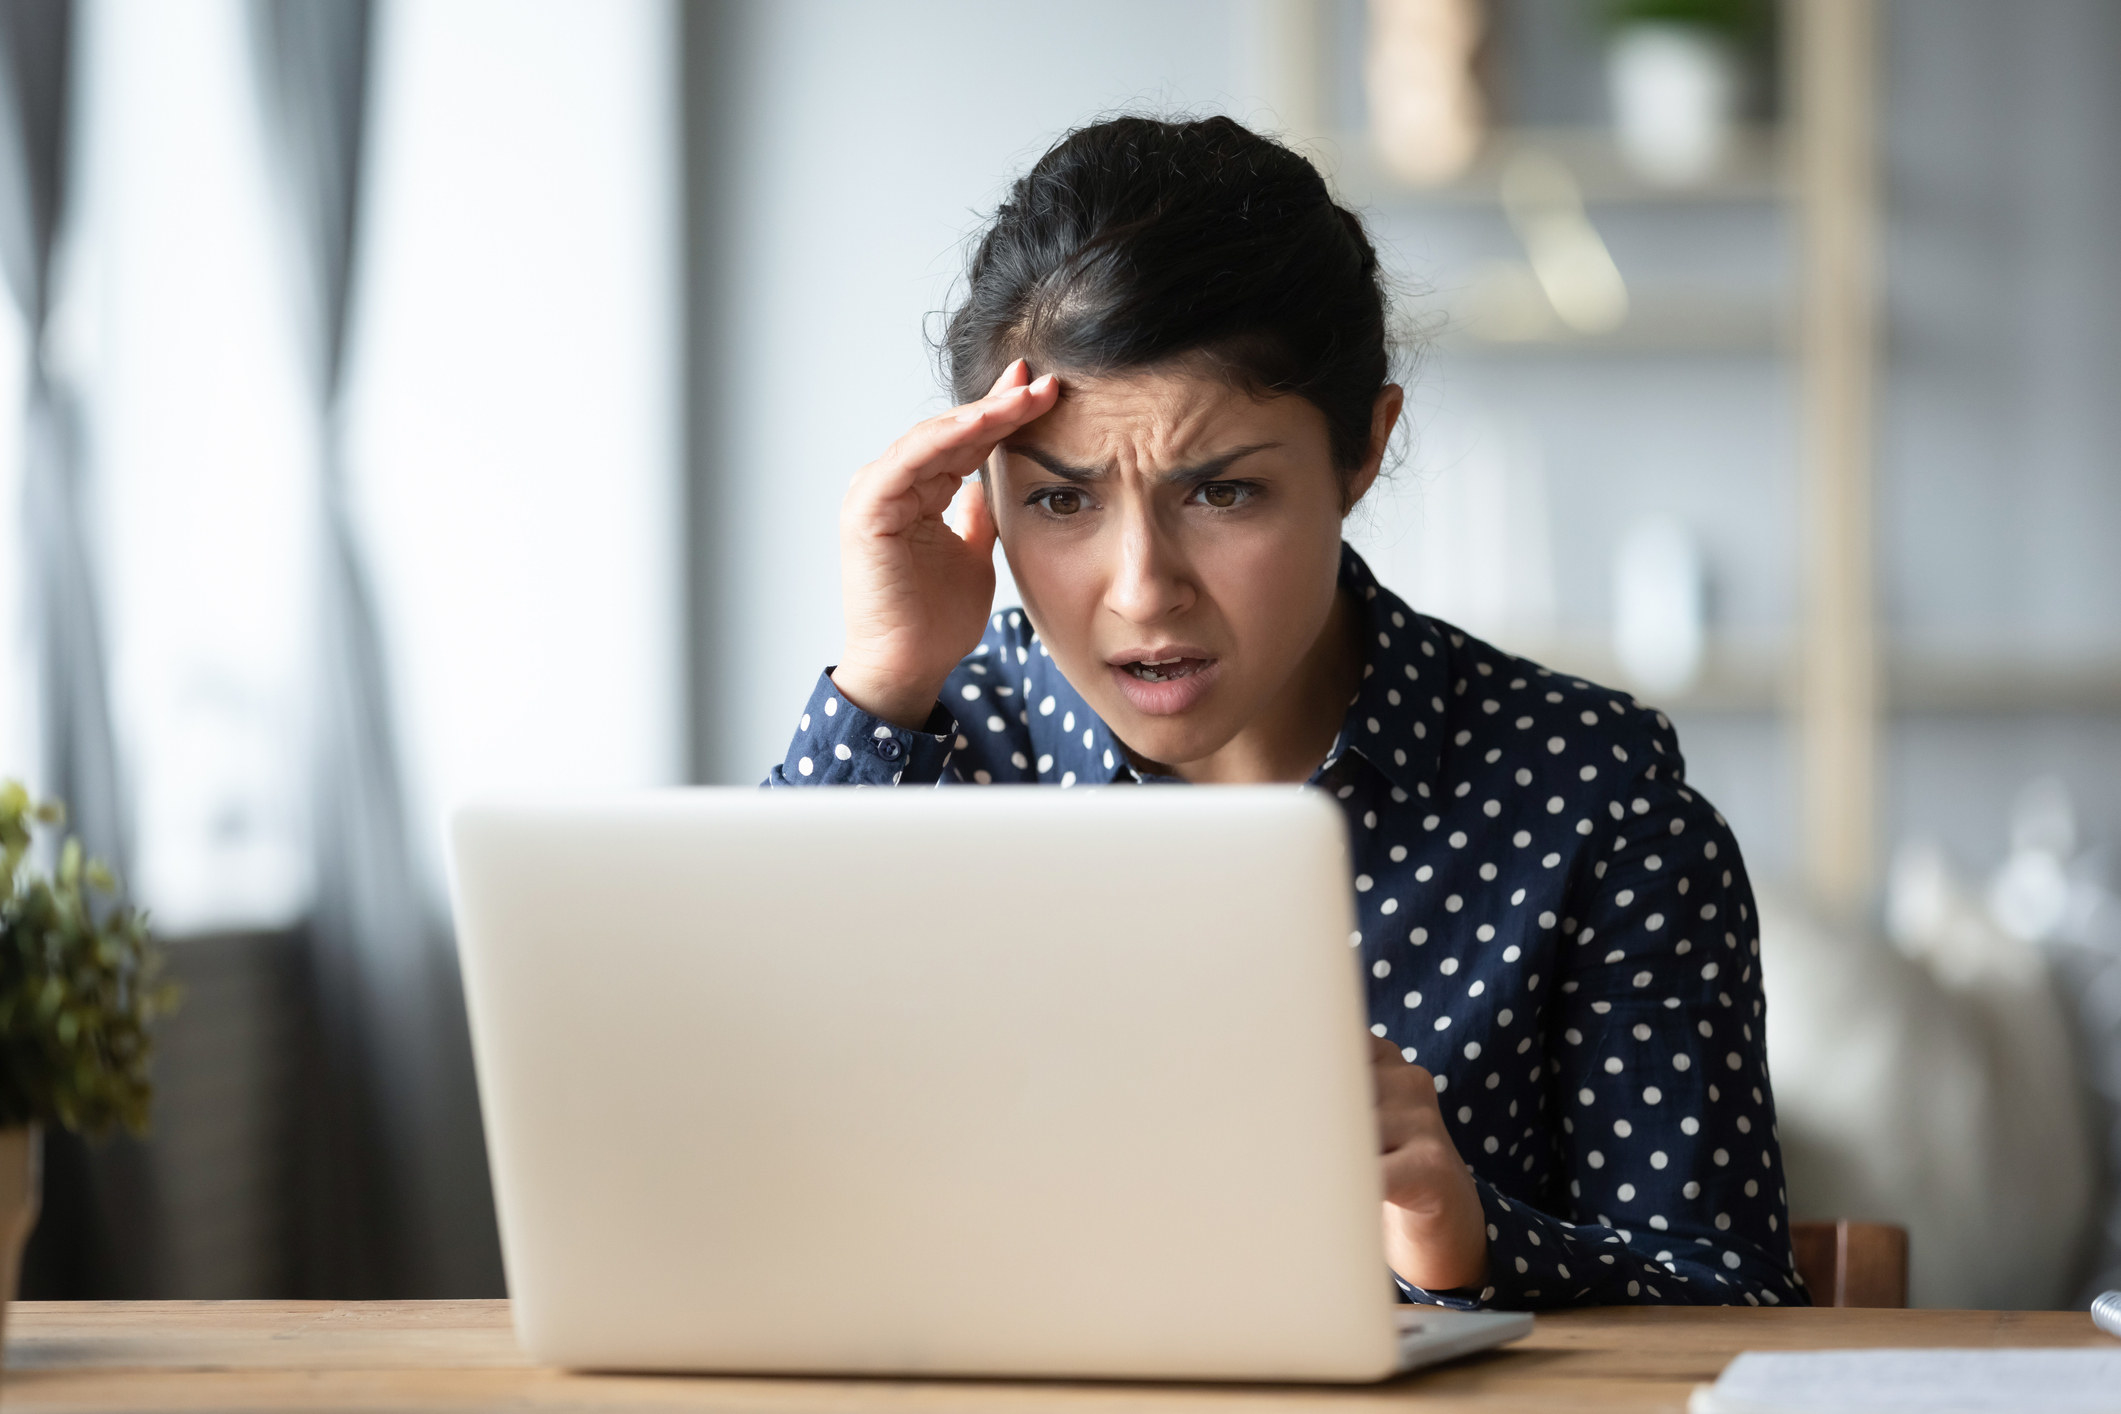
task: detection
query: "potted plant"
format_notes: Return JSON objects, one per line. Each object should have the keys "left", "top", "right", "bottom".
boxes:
{"left": 1603, "top": 0, "right": 1764, "bottom": 185}
{"left": 0, "top": 782, "right": 177, "bottom": 1350}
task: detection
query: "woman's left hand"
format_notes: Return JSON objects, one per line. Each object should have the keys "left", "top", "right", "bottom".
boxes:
{"left": 1370, "top": 1036, "right": 1489, "bottom": 1292}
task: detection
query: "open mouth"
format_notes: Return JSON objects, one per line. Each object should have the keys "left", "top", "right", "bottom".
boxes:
{"left": 1122, "top": 656, "right": 1210, "bottom": 684}
{"left": 1108, "top": 647, "right": 1221, "bottom": 716}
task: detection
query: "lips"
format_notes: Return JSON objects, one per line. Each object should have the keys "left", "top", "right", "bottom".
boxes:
{"left": 1107, "top": 646, "right": 1220, "bottom": 716}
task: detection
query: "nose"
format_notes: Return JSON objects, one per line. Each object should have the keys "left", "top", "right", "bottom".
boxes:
{"left": 1103, "top": 503, "right": 1195, "bottom": 626}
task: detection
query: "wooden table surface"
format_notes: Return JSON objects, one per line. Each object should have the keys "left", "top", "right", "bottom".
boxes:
{"left": 1, "top": 1301, "right": 2113, "bottom": 1413}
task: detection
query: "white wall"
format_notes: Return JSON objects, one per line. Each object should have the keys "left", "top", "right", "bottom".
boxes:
{"left": 698, "top": 1, "right": 1278, "bottom": 781}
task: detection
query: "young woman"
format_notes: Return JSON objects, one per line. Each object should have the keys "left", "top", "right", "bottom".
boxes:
{"left": 768, "top": 116, "right": 1804, "bottom": 1310}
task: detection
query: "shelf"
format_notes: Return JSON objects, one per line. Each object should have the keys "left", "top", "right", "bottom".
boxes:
{"left": 1488, "top": 634, "right": 2121, "bottom": 717}
{"left": 1498, "top": 633, "right": 1787, "bottom": 715}
{"left": 1321, "top": 125, "right": 1792, "bottom": 211}
{"left": 1428, "top": 288, "right": 1787, "bottom": 355}
{"left": 1888, "top": 652, "right": 2121, "bottom": 717}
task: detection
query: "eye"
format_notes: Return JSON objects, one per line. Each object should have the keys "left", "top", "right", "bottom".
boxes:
{"left": 1192, "top": 481, "right": 1256, "bottom": 510}
{"left": 1030, "top": 487, "right": 1085, "bottom": 516}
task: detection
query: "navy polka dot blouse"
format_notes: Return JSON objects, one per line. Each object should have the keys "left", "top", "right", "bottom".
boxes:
{"left": 768, "top": 544, "right": 1806, "bottom": 1310}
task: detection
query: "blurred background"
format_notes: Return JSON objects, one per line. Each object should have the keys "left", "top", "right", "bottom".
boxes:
{"left": 1, "top": 0, "right": 2116, "bottom": 1310}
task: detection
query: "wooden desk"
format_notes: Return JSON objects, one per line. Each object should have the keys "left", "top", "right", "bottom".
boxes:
{"left": 2, "top": 1301, "right": 2111, "bottom": 1412}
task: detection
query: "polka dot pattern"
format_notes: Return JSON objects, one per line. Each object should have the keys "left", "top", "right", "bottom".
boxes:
{"left": 767, "top": 545, "right": 1803, "bottom": 1311}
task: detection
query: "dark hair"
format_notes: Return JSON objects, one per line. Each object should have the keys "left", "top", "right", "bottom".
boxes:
{"left": 943, "top": 115, "right": 1394, "bottom": 475}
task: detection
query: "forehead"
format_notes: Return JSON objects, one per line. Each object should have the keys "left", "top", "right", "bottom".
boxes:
{"left": 1006, "top": 365, "right": 1326, "bottom": 468}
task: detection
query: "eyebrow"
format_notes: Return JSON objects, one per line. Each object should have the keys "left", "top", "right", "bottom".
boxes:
{"left": 1001, "top": 441, "right": 1284, "bottom": 487}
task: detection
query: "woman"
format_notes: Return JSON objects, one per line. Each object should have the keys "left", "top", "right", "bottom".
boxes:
{"left": 769, "top": 116, "right": 1804, "bottom": 1310}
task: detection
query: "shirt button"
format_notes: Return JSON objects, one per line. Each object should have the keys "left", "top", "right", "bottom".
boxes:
{"left": 874, "top": 737, "right": 904, "bottom": 761}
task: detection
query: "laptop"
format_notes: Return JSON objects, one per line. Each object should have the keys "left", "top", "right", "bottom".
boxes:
{"left": 448, "top": 786, "right": 1533, "bottom": 1382}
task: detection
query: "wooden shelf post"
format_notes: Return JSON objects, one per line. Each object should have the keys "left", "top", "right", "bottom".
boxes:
{"left": 1795, "top": 0, "right": 1881, "bottom": 914}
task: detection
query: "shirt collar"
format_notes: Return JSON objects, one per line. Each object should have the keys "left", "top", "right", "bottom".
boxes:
{"left": 1318, "top": 542, "right": 1447, "bottom": 801}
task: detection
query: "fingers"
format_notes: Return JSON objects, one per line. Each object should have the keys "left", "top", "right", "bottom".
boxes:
{"left": 1381, "top": 1131, "right": 1470, "bottom": 1211}
{"left": 952, "top": 370, "right": 1057, "bottom": 426}
{"left": 985, "top": 356, "right": 1033, "bottom": 397}
{"left": 1378, "top": 1079, "right": 1441, "bottom": 1152}
{"left": 1379, "top": 1102, "right": 1440, "bottom": 1155}
{"left": 1367, "top": 1028, "right": 1484, "bottom": 1286}
{"left": 1376, "top": 1063, "right": 1471, "bottom": 1207}
{"left": 1372, "top": 1038, "right": 1436, "bottom": 1096}
{"left": 945, "top": 470, "right": 998, "bottom": 557}
{"left": 855, "top": 368, "right": 1060, "bottom": 511}
{"left": 1372, "top": 1038, "right": 1441, "bottom": 1154}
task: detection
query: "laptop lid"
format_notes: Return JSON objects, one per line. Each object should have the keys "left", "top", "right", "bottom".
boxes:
{"left": 449, "top": 786, "right": 1403, "bottom": 1381}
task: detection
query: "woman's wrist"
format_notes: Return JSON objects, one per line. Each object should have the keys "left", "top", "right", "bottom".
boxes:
{"left": 828, "top": 662, "right": 949, "bottom": 732}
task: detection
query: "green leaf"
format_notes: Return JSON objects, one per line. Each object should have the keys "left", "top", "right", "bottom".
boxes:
{"left": 0, "top": 787, "right": 179, "bottom": 1137}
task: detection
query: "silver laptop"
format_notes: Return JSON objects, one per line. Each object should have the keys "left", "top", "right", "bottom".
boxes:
{"left": 448, "top": 787, "right": 1532, "bottom": 1382}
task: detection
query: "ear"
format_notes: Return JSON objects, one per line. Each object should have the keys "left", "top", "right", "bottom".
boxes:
{"left": 1341, "top": 383, "right": 1403, "bottom": 514}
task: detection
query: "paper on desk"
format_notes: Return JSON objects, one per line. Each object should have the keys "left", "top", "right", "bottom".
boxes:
{"left": 1687, "top": 1349, "right": 2121, "bottom": 1414}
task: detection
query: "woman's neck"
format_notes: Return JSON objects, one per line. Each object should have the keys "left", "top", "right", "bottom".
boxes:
{"left": 1161, "top": 587, "right": 1366, "bottom": 785}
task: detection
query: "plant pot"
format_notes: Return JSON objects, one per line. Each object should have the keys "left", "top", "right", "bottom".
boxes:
{"left": 0, "top": 1125, "right": 41, "bottom": 1362}
{"left": 1606, "top": 22, "right": 1741, "bottom": 186}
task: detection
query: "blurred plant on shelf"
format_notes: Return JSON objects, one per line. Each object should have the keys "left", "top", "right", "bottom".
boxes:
{"left": 1602, "top": 0, "right": 1765, "bottom": 186}
{"left": 0, "top": 781, "right": 179, "bottom": 1138}
{"left": 1604, "top": 0, "right": 1758, "bottom": 33}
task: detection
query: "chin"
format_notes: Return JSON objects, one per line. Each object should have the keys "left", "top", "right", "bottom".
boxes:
{"left": 1105, "top": 714, "right": 1233, "bottom": 773}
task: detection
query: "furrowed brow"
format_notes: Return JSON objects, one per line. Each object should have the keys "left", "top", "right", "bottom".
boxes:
{"left": 1158, "top": 442, "right": 1283, "bottom": 487}
{"left": 1003, "top": 444, "right": 1103, "bottom": 483}
{"left": 1004, "top": 441, "right": 1283, "bottom": 485}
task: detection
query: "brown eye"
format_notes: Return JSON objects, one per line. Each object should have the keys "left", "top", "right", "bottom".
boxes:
{"left": 1201, "top": 483, "right": 1240, "bottom": 509}
{"left": 1041, "top": 488, "right": 1083, "bottom": 515}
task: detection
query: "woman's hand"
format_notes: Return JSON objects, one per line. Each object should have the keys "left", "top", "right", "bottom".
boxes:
{"left": 1370, "top": 1036, "right": 1489, "bottom": 1292}
{"left": 832, "top": 359, "right": 1060, "bottom": 728}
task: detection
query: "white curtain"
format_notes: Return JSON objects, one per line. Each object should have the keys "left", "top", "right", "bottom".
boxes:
{"left": 29, "top": 0, "right": 678, "bottom": 1295}
{"left": 0, "top": 0, "right": 130, "bottom": 879}
{"left": 81, "top": 0, "right": 317, "bottom": 937}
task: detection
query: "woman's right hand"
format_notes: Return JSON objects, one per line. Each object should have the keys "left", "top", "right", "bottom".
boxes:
{"left": 832, "top": 358, "right": 1060, "bottom": 728}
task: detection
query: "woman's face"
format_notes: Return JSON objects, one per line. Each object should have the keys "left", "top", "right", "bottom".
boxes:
{"left": 988, "top": 365, "right": 1397, "bottom": 774}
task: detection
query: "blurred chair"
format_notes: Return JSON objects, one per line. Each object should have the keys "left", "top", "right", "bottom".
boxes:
{"left": 1791, "top": 1220, "right": 1909, "bottom": 1308}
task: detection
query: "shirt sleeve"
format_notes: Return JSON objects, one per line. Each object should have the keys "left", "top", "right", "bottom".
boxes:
{"left": 763, "top": 669, "right": 957, "bottom": 787}
{"left": 1403, "top": 709, "right": 1806, "bottom": 1310}
{"left": 762, "top": 617, "right": 1041, "bottom": 789}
